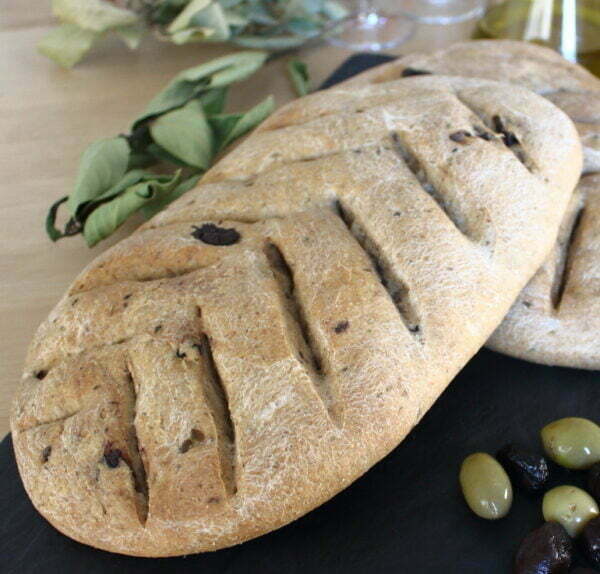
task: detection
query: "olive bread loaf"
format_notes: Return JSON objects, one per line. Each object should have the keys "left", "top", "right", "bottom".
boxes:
{"left": 12, "top": 75, "right": 581, "bottom": 556}
{"left": 346, "top": 41, "right": 600, "bottom": 369}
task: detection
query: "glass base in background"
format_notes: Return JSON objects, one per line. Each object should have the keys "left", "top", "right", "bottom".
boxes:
{"left": 402, "top": 0, "right": 486, "bottom": 24}
{"left": 324, "top": 11, "right": 415, "bottom": 51}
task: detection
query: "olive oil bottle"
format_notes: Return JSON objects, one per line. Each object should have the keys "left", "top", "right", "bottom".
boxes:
{"left": 474, "top": 0, "right": 600, "bottom": 76}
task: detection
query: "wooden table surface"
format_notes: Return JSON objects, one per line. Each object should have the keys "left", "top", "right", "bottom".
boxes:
{"left": 0, "top": 1, "right": 474, "bottom": 435}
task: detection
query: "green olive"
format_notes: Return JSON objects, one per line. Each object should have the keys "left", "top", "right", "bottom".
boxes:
{"left": 460, "top": 452, "right": 513, "bottom": 519}
{"left": 542, "top": 485, "right": 599, "bottom": 537}
{"left": 541, "top": 417, "right": 600, "bottom": 469}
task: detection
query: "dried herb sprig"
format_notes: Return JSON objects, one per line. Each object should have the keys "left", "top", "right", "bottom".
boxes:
{"left": 46, "top": 50, "right": 274, "bottom": 247}
{"left": 38, "top": 0, "right": 346, "bottom": 68}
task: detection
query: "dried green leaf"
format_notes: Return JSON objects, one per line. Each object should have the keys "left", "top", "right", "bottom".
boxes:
{"left": 283, "top": 0, "right": 324, "bottom": 19}
{"left": 127, "top": 151, "right": 156, "bottom": 169}
{"left": 223, "top": 9, "right": 249, "bottom": 28}
{"left": 44, "top": 50, "right": 275, "bottom": 246}
{"left": 140, "top": 174, "right": 202, "bottom": 219}
{"left": 209, "top": 114, "right": 242, "bottom": 147}
{"left": 45, "top": 196, "right": 70, "bottom": 241}
{"left": 127, "top": 124, "right": 153, "bottom": 153}
{"left": 67, "top": 137, "right": 130, "bottom": 217}
{"left": 210, "top": 95, "right": 274, "bottom": 150}
{"left": 199, "top": 87, "right": 228, "bottom": 115}
{"left": 245, "top": 4, "right": 278, "bottom": 25}
{"left": 150, "top": 99, "right": 214, "bottom": 169}
{"left": 220, "top": 0, "right": 244, "bottom": 8}
{"left": 149, "top": 0, "right": 188, "bottom": 25}
{"left": 146, "top": 143, "right": 193, "bottom": 167}
{"left": 222, "top": 95, "right": 274, "bottom": 144}
{"left": 167, "top": 0, "right": 212, "bottom": 32}
{"left": 169, "top": 2, "right": 231, "bottom": 44}
{"left": 286, "top": 18, "right": 320, "bottom": 36}
{"left": 53, "top": 0, "right": 139, "bottom": 33}
{"left": 169, "top": 28, "right": 204, "bottom": 44}
{"left": 189, "top": 3, "right": 231, "bottom": 40}
{"left": 134, "top": 80, "right": 198, "bottom": 130}
{"left": 287, "top": 59, "right": 310, "bottom": 96}
{"left": 92, "top": 169, "right": 148, "bottom": 202}
{"left": 83, "top": 172, "right": 182, "bottom": 246}
{"left": 68, "top": 168, "right": 150, "bottom": 225}
{"left": 37, "top": 23, "right": 98, "bottom": 69}
{"left": 135, "top": 50, "right": 267, "bottom": 128}
{"left": 232, "top": 35, "right": 306, "bottom": 50}
{"left": 114, "top": 23, "right": 144, "bottom": 49}
{"left": 186, "top": 50, "right": 268, "bottom": 87}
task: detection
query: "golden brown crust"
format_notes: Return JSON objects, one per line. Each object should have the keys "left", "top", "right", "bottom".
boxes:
{"left": 488, "top": 174, "right": 600, "bottom": 368}
{"left": 11, "top": 75, "right": 581, "bottom": 556}
{"left": 343, "top": 40, "right": 600, "bottom": 172}
{"left": 346, "top": 40, "right": 600, "bottom": 369}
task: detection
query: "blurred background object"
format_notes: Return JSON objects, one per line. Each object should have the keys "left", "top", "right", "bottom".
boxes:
{"left": 475, "top": 0, "right": 600, "bottom": 75}
{"left": 36, "top": 0, "right": 600, "bottom": 69}
{"left": 323, "top": 0, "right": 489, "bottom": 51}
{"left": 37, "top": 0, "right": 351, "bottom": 67}
{"left": 323, "top": 0, "right": 415, "bottom": 51}
{"left": 403, "top": 0, "right": 487, "bottom": 24}
{"left": 39, "top": 0, "right": 489, "bottom": 62}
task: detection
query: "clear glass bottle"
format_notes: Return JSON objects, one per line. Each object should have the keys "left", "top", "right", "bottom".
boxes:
{"left": 474, "top": 0, "right": 600, "bottom": 76}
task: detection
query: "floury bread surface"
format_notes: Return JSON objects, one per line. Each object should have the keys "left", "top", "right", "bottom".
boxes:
{"left": 12, "top": 75, "right": 581, "bottom": 556}
{"left": 490, "top": 174, "right": 600, "bottom": 369}
{"left": 346, "top": 40, "right": 600, "bottom": 368}
{"left": 344, "top": 40, "right": 600, "bottom": 173}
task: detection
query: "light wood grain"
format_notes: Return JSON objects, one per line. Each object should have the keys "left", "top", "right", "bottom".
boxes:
{"left": 0, "top": 1, "right": 474, "bottom": 436}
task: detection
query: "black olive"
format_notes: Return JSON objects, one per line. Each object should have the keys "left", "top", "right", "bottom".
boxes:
{"left": 588, "top": 463, "right": 600, "bottom": 502}
{"left": 580, "top": 516, "right": 600, "bottom": 568}
{"left": 514, "top": 522, "right": 572, "bottom": 574}
{"left": 103, "top": 448, "right": 122, "bottom": 468}
{"left": 190, "top": 224, "right": 240, "bottom": 246}
{"left": 497, "top": 443, "right": 550, "bottom": 493}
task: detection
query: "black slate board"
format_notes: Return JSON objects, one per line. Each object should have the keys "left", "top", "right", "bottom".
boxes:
{"left": 2, "top": 54, "right": 599, "bottom": 574}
